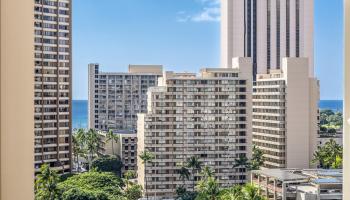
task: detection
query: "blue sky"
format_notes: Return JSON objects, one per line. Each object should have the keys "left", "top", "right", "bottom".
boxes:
{"left": 73, "top": 0, "right": 343, "bottom": 100}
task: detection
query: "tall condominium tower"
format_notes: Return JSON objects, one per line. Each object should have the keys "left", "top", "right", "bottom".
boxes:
{"left": 88, "top": 64, "right": 163, "bottom": 131}
{"left": 221, "top": 0, "right": 314, "bottom": 77}
{"left": 252, "top": 58, "right": 319, "bottom": 169}
{"left": 137, "top": 58, "right": 252, "bottom": 198}
{"left": 1, "top": 0, "right": 35, "bottom": 198}
{"left": 34, "top": 0, "right": 72, "bottom": 173}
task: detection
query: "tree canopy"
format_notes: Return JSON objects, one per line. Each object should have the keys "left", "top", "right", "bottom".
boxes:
{"left": 91, "top": 155, "right": 123, "bottom": 176}
{"left": 58, "top": 172, "right": 124, "bottom": 200}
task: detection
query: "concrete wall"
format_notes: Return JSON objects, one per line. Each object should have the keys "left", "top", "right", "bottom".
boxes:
{"left": 284, "top": 58, "right": 317, "bottom": 169}
{"left": 344, "top": 0, "right": 350, "bottom": 199}
{"left": 0, "top": 0, "right": 34, "bottom": 199}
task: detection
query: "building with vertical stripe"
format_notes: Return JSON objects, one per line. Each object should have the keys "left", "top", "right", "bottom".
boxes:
{"left": 221, "top": 0, "right": 314, "bottom": 77}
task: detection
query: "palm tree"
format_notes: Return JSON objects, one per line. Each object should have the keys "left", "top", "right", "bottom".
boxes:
{"left": 124, "top": 170, "right": 137, "bottom": 189}
{"left": 139, "top": 150, "right": 155, "bottom": 200}
{"left": 241, "top": 184, "right": 266, "bottom": 200}
{"left": 249, "top": 146, "right": 265, "bottom": 170}
{"left": 312, "top": 139, "right": 343, "bottom": 168}
{"left": 200, "top": 166, "right": 214, "bottom": 180}
{"left": 218, "top": 185, "right": 244, "bottom": 200}
{"left": 233, "top": 155, "right": 249, "bottom": 184}
{"left": 179, "top": 166, "right": 191, "bottom": 184}
{"left": 106, "top": 129, "right": 119, "bottom": 155}
{"left": 35, "top": 164, "right": 60, "bottom": 200}
{"left": 72, "top": 134, "right": 86, "bottom": 172}
{"left": 196, "top": 176, "right": 220, "bottom": 200}
{"left": 85, "top": 129, "right": 101, "bottom": 169}
{"left": 186, "top": 156, "right": 202, "bottom": 191}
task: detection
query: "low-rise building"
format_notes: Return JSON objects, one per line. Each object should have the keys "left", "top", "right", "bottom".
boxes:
{"left": 251, "top": 168, "right": 343, "bottom": 200}
{"left": 99, "top": 130, "right": 138, "bottom": 172}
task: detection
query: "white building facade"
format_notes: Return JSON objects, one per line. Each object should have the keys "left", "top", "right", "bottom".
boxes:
{"left": 137, "top": 58, "right": 253, "bottom": 198}
{"left": 88, "top": 64, "right": 162, "bottom": 132}
{"left": 252, "top": 58, "right": 319, "bottom": 169}
{"left": 221, "top": 0, "right": 314, "bottom": 77}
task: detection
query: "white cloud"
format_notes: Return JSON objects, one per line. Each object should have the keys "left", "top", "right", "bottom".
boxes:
{"left": 191, "top": 7, "right": 220, "bottom": 22}
{"left": 176, "top": 0, "right": 221, "bottom": 23}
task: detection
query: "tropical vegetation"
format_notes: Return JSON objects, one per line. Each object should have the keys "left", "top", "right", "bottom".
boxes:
{"left": 312, "top": 139, "right": 343, "bottom": 169}
{"left": 35, "top": 164, "right": 142, "bottom": 200}
{"left": 175, "top": 165, "right": 267, "bottom": 200}
{"left": 319, "top": 109, "right": 343, "bottom": 133}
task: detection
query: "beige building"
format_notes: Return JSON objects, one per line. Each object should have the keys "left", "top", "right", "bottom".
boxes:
{"left": 99, "top": 131, "right": 138, "bottom": 172}
{"left": 137, "top": 58, "right": 253, "bottom": 198}
{"left": 221, "top": 0, "right": 314, "bottom": 77}
{"left": 252, "top": 58, "right": 319, "bottom": 169}
{"left": 344, "top": 0, "right": 350, "bottom": 199}
{"left": 252, "top": 168, "right": 343, "bottom": 200}
{"left": 34, "top": 0, "right": 72, "bottom": 173}
{"left": 0, "top": 0, "right": 35, "bottom": 199}
{"left": 88, "top": 64, "right": 162, "bottom": 131}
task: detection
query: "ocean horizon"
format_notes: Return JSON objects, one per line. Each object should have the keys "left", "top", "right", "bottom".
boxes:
{"left": 72, "top": 99, "right": 344, "bottom": 130}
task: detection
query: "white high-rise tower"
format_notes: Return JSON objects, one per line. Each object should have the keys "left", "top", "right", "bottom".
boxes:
{"left": 221, "top": 0, "right": 314, "bottom": 77}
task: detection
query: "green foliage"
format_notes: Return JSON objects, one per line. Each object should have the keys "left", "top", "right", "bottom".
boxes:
{"left": 124, "top": 184, "right": 143, "bottom": 200}
{"left": 59, "top": 173, "right": 76, "bottom": 182}
{"left": 195, "top": 177, "right": 220, "bottom": 200}
{"left": 91, "top": 155, "right": 123, "bottom": 176}
{"left": 186, "top": 156, "right": 202, "bottom": 191}
{"left": 176, "top": 186, "right": 197, "bottom": 200}
{"left": 61, "top": 188, "right": 110, "bottom": 200}
{"left": 73, "top": 129, "right": 102, "bottom": 170}
{"left": 249, "top": 146, "right": 265, "bottom": 170}
{"left": 200, "top": 166, "right": 214, "bottom": 180}
{"left": 320, "top": 110, "right": 343, "bottom": 132}
{"left": 58, "top": 171, "right": 124, "bottom": 200}
{"left": 218, "top": 184, "right": 266, "bottom": 200}
{"left": 106, "top": 129, "right": 120, "bottom": 155}
{"left": 139, "top": 150, "right": 155, "bottom": 199}
{"left": 312, "top": 139, "right": 343, "bottom": 169}
{"left": 241, "top": 184, "right": 266, "bottom": 200}
{"left": 179, "top": 166, "right": 191, "bottom": 182}
{"left": 218, "top": 185, "right": 243, "bottom": 200}
{"left": 139, "top": 150, "right": 155, "bottom": 163}
{"left": 35, "top": 164, "right": 61, "bottom": 200}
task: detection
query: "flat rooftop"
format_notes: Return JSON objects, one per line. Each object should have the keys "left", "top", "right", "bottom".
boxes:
{"left": 252, "top": 169, "right": 308, "bottom": 181}
{"left": 252, "top": 169, "right": 343, "bottom": 183}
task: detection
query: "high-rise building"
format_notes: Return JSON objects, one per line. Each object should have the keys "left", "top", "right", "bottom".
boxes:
{"left": 34, "top": 0, "right": 72, "bottom": 173}
{"left": 252, "top": 58, "right": 319, "bottom": 169}
{"left": 88, "top": 64, "right": 163, "bottom": 132}
{"left": 137, "top": 58, "right": 253, "bottom": 198}
{"left": 1, "top": 0, "right": 35, "bottom": 198}
{"left": 221, "top": 0, "right": 314, "bottom": 77}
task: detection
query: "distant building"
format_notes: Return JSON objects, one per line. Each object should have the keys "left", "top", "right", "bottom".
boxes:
{"left": 221, "top": 0, "right": 314, "bottom": 77}
{"left": 137, "top": 58, "right": 253, "bottom": 198}
{"left": 252, "top": 168, "right": 343, "bottom": 200}
{"left": 88, "top": 64, "right": 163, "bottom": 131}
{"left": 252, "top": 58, "right": 319, "bottom": 169}
{"left": 99, "top": 130, "right": 137, "bottom": 172}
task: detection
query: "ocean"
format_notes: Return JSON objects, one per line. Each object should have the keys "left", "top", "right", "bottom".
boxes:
{"left": 72, "top": 100, "right": 344, "bottom": 129}
{"left": 72, "top": 100, "right": 88, "bottom": 129}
